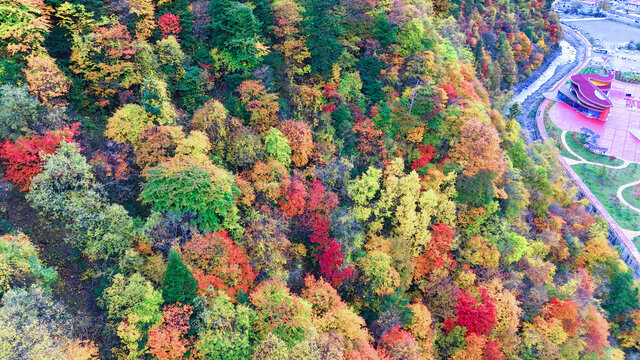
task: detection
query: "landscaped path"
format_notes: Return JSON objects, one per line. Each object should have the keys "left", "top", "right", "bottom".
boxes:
{"left": 617, "top": 181, "right": 640, "bottom": 213}
{"left": 562, "top": 17, "right": 609, "bottom": 22}
{"left": 557, "top": 127, "right": 640, "bottom": 222}
{"left": 558, "top": 129, "right": 631, "bottom": 169}
{"left": 536, "top": 25, "right": 640, "bottom": 276}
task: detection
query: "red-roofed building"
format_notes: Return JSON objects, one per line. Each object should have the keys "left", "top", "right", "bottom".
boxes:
{"left": 558, "top": 73, "right": 614, "bottom": 120}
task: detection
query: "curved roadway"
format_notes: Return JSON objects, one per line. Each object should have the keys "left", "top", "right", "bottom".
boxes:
{"left": 535, "top": 25, "right": 640, "bottom": 276}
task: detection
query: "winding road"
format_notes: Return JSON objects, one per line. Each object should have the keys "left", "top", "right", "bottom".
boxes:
{"left": 534, "top": 25, "right": 640, "bottom": 276}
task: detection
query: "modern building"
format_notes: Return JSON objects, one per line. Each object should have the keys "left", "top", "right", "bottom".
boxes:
{"left": 553, "top": 0, "right": 598, "bottom": 13}
{"left": 580, "top": 0, "right": 598, "bottom": 13}
{"left": 558, "top": 73, "right": 614, "bottom": 120}
{"left": 591, "top": 56, "right": 610, "bottom": 70}
{"left": 625, "top": 0, "right": 640, "bottom": 13}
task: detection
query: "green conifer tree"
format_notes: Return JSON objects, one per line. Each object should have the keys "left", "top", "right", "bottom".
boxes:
{"left": 603, "top": 271, "right": 639, "bottom": 320}
{"left": 301, "top": 0, "right": 343, "bottom": 78}
{"left": 162, "top": 248, "right": 197, "bottom": 305}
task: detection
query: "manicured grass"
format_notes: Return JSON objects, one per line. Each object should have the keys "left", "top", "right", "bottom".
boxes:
{"left": 543, "top": 102, "right": 581, "bottom": 161}
{"left": 621, "top": 185, "right": 640, "bottom": 210}
{"left": 565, "top": 131, "right": 625, "bottom": 166}
{"left": 578, "top": 66, "right": 608, "bottom": 75}
{"left": 617, "top": 72, "right": 640, "bottom": 83}
{"left": 572, "top": 162, "right": 640, "bottom": 231}
{"left": 634, "top": 236, "right": 640, "bottom": 250}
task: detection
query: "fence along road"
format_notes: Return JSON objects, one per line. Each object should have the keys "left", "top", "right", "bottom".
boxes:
{"left": 535, "top": 25, "right": 640, "bottom": 277}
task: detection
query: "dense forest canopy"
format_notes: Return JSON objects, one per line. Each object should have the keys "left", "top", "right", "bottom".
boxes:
{"left": 0, "top": 0, "right": 637, "bottom": 359}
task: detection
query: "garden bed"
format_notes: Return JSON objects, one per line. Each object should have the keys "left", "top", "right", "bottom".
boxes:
{"left": 566, "top": 131, "right": 625, "bottom": 166}
{"left": 621, "top": 185, "right": 640, "bottom": 210}
{"left": 543, "top": 101, "right": 580, "bottom": 161}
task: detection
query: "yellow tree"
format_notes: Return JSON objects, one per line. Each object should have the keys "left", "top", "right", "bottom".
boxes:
{"left": 190, "top": 99, "right": 241, "bottom": 159}
{"left": 406, "top": 303, "right": 435, "bottom": 359}
{"left": 128, "top": 0, "right": 156, "bottom": 40}
{"left": 301, "top": 275, "right": 372, "bottom": 351}
{"left": 238, "top": 80, "right": 280, "bottom": 134}
{"left": 451, "top": 117, "right": 507, "bottom": 178}
{"left": 22, "top": 53, "right": 70, "bottom": 107}
{"left": 0, "top": 0, "right": 50, "bottom": 56}
{"left": 272, "top": 0, "right": 310, "bottom": 84}
{"left": 484, "top": 279, "right": 522, "bottom": 357}
{"left": 105, "top": 104, "right": 152, "bottom": 145}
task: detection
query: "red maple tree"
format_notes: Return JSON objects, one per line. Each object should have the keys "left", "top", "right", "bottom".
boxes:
{"left": 148, "top": 304, "right": 192, "bottom": 360}
{"left": 300, "top": 179, "right": 353, "bottom": 286}
{"left": 410, "top": 144, "right": 436, "bottom": 171}
{"left": 280, "top": 177, "right": 308, "bottom": 217}
{"left": 158, "top": 13, "right": 182, "bottom": 40}
{"left": 182, "top": 231, "right": 256, "bottom": 300}
{"left": 541, "top": 298, "right": 582, "bottom": 337}
{"left": 0, "top": 122, "right": 80, "bottom": 191}
{"left": 378, "top": 325, "right": 422, "bottom": 360}
{"left": 451, "top": 288, "right": 497, "bottom": 336}
{"left": 483, "top": 340, "right": 506, "bottom": 360}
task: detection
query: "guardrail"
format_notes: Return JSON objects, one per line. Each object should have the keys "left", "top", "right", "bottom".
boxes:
{"left": 537, "top": 25, "right": 640, "bottom": 277}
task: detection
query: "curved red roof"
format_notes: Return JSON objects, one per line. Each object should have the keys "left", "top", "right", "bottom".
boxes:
{"left": 569, "top": 73, "right": 613, "bottom": 111}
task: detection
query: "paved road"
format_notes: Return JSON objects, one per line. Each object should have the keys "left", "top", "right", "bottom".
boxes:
{"left": 534, "top": 26, "right": 640, "bottom": 277}
{"left": 562, "top": 17, "right": 607, "bottom": 22}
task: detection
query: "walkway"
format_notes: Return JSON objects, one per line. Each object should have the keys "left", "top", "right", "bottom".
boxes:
{"left": 558, "top": 130, "right": 630, "bottom": 169}
{"left": 536, "top": 25, "right": 640, "bottom": 277}
{"left": 618, "top": 180, "right": 640, "bottom": 213}
{"left": 562, "top": 17, "right": 609, "bottom": 22}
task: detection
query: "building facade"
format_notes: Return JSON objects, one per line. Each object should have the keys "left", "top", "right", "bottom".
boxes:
{"left": 558, "top": 73, "right": 614, "bottom": 120}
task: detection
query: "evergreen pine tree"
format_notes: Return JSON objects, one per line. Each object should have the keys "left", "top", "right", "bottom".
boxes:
{"left": 373, "top": 11, "right": 397, "bottom": 49}
{"left": 301, "top": 0, "right": 343, "bottom": 78}
{"left": 497, "top": 33, "right": 517, "bottom": 88}
{"left": 603, "top": 271, "right": 639, "bottom": 320}
{"left": 162, "top": 248, "right": 197, "bottom": 305}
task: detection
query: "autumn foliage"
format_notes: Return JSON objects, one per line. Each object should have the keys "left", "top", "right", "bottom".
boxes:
{"left": 23, "top": 54, "right": 71, "bottom": 106}
{"left": 158, "top": 13, "right": 182, "bottom": 40}
{"left": 447, "top": 288, "right": 497, "bottom": 336}
{"left": 279, "top": 120, "right": 313, "bottom": 167}
{"left": 238, "top": 80, "right": 280, "bottom": 134}
{"left": 148, "top": 304, "right": 193, "bottom": 360}
{"left": 182, "top": 231, "right": 256, "bottom": 300}
{"left": 412, "top": 222, "right": 455, "bottom": 280}
{"left": 0, "top": 122, "right": 80, "bottom": 191}
{"left": 378, "top": 325, "right": 423, "bottom": 360}
{"left": 0, "top": 0, "right": 633, "bottom": 359}
{"left": 301, "top": 179, "right": 353, "bottom": 286}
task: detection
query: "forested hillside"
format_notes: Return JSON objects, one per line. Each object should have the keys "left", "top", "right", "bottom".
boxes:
{"left": 0, "top": 0, "right": 638, "bottom": 359}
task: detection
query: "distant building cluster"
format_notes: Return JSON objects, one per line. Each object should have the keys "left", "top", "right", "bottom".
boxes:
{"left": 625, "top": 0, "right": 640, "bottom": 13}
{"left": 554, "top": 0, "right": 599, "bottom": 14}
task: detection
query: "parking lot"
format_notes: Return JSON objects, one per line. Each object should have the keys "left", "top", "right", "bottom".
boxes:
{"left": 563, "top": 18, "right": 640, "bottom": 73}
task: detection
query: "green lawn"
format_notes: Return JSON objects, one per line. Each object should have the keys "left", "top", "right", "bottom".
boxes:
{"left": 578, "top": 65, "right": 608, "bottom": 75}
{"left": 634, "top": 236, "right": 640, "bottom": 250}
{"left": 618, "top": 72, "right": 640, "bottom": 83}
{"left": 572, "top": 163, "right": 640, "bottom": 231}
{"left": 543, "top": 102, "right": 580, "bottom": 161}
{"left": 565, "top": 131, "right": 625, "bottom": 166}
{"left": 621, "top": 185, "right": 640, "bottom": 210}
